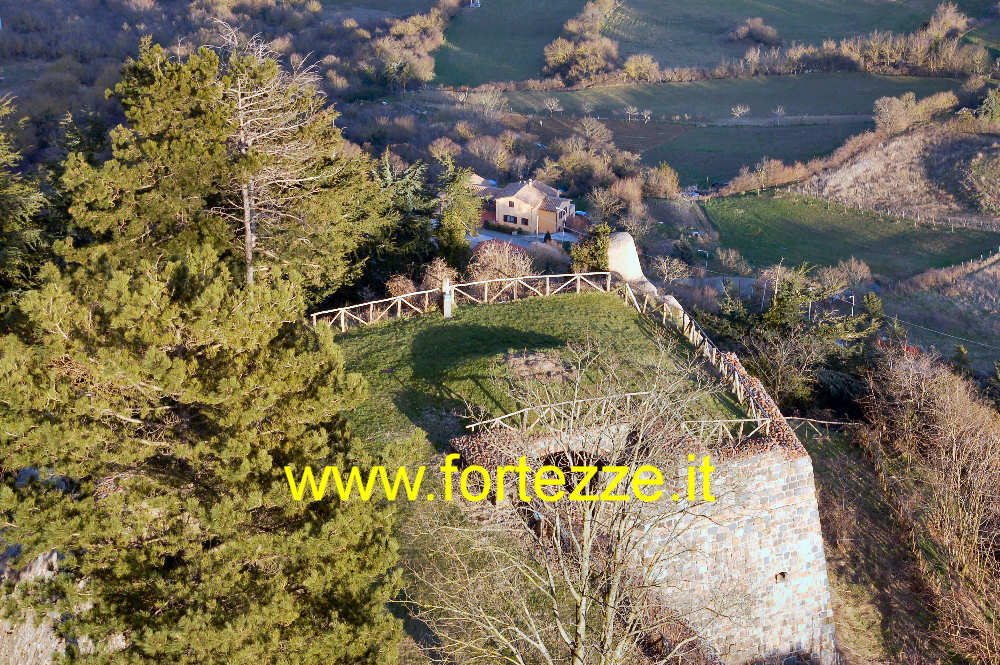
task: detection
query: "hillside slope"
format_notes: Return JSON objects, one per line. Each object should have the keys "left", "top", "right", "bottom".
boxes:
{"left": 799, "top": 123, "right": 1000, "bottom": 223}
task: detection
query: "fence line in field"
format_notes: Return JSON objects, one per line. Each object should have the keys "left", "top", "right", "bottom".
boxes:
{"left": 465, "top": 389, "right": 770, "bottom": 444}
{"left": 310, "top": 272, "right": 614, "bottom": 330}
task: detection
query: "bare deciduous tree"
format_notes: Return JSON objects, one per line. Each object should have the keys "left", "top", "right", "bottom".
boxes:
{"left": 586, "top": 187, "right": 625, "bottom": 223}
{"left": 404, "top": 343, "right": 747, "bottom": 665}
{"left": 651, "top": 255, "right": 691, "bottom": 284}
{"left": 730, "top": 104, "right": 749, "bottom": 119}
{"left": 543, "top": 97, "right": 564, "bottom": 117}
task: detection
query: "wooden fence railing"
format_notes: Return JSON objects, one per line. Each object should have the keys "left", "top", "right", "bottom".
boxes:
{"left": 310, "top": 272, "right": 776, "bottom": 440}
{"left": 615, "top": 282, "right": 774, "bottom": 432}
{"left": 465, "top": 392, "right": 769, "bottom": 445}
{"left": 310, "top": 272, "right": 614, "bottom": 330}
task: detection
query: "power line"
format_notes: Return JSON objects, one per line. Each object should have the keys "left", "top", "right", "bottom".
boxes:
{"left": 891, "top": 318, "right": 1000, "bottom": 352}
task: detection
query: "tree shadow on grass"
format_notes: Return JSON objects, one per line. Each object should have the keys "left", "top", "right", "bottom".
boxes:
{"left": 395, "top": 324, "right": 564, "bottom": 449}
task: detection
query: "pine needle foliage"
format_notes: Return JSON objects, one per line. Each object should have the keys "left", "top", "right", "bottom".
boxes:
{"left": 1, "top": 37, "right": 400, "bottom": 665}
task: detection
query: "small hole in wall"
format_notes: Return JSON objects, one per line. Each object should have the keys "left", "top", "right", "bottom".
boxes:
{"left": 775, "top": 571, "right": 788, "bottom": 583}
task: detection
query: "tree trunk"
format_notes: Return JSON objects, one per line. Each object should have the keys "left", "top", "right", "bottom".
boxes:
{"left": 243, "top": 183, "right": 254, "bottom": 284}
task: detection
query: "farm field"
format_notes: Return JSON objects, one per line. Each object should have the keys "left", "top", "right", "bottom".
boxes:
{"left": 536, "top": 116, "right": 870, "bottom": 184}
{"left": 434, "top": 0, "right": 587, "bottom": 86}
{"left": 642, "top": 122, "right": 872, "bottom": 184}
{"left": 703, "top": 193, "right": 1000, "bottom": 279}
{"left": 319, "top": 0, "right": 436, "bottom": 13}
{"left": 603, "top": 0, "right": 996, "bottom": 68}
{"left": 964, "top": 19, "right": 1000, "bottom": 58}
{"left": 505, "top": 74, "right": 965, "bottom": 122}
{"left": 339, "top": 291, "right": 742, "bottom": 449}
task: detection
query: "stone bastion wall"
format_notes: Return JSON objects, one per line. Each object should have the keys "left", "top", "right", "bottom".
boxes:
{"left": 452, "top": 424, "right": 836, "bottom": 665}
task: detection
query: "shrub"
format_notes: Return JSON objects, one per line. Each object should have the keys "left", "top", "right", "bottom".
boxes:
{"left": 386, "top": 273, "right": 417, "bottom": 296}
{"left": 642, "top": 162, "right": 680, "bottom": 198}
{"left": 465, "top": 240, "right": 534, "bottom": 281}
{"left": 570, "top": 222, "right": 611, "bottom": 272}
{"left": 727, "top": 18, "right": 781, "bottom": 46}
{"left": 420, "top": 256, "right": 459, "bottom": 290}
{"left": 858, "top": 350, "right": 1000, "bottom": 662}
{"left": 964, "top": 152, "right": 1000, "bottom": 213}
{"left": 650, "top": 255, "right": 690, "bottom": 283}
{"left": 874, "top": 91, "right": 958, "bottom": 135}
{"left": 716, "top": 248, "right": 752, "bottom": 276}
{"left": 622, "top": 54, "right": 659, "bottom": 82}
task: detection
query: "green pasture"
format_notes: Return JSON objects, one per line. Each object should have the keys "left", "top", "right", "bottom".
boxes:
{"left": 703, "top": 193, "right": 1000, "bottom": 279}
{"left": 339, "top": 292, "right": 742, "bottom": 449}
{"left": 434, "top": 0, "right": 587, "bottom": 86}
{"left": 604, "top": 0, "right": 996, "bottom": 68}
{"left": 642, "top": 121, "right": 872, "bottom": 184}
{"left": 505, "top": 74, "right": 964, "bottom": 121}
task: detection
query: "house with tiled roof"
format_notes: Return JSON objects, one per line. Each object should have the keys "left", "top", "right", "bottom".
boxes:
{"left": 487, "top": 179, "right": 576, "bottom": 236}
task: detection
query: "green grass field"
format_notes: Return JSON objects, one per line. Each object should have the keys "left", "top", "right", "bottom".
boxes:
{"left": 339, "top": 292, "right": 742, "bottom": 450}
{"left": 604, "top": 0, "right": 996, "bottom": 68}
{"left": 319, "top": 0, "right": 436, "bottom": 13}
{"left": 506, "top": 73, "right": 964, "bottom": 121}
{"left": 644, "top": 122, "right": 872, "bottom": 184}
{"left": 964, "top": 19, "right": 1000, "bottom": 59}
{"left": 703, "top": 193, "right": 1000, "bottom": 279}
{"left": 537, "top": 115, "right": 871, "bottom": 183}
{"left": 434, "top": 0, "right": 587, "bottom": 86}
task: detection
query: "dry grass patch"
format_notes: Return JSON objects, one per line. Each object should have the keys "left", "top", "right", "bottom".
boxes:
{"left": 883, "top": 254, "right": 1000, "bottom": 373}
{"left": 798, "top": 425, "right": 942, "bottom": 664}
{"left": 803, "top": 123, "right": 1000, "bottom": 221}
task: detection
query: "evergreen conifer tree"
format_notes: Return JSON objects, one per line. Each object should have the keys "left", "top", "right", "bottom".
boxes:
{"left": 0, "top": 98, "right": 46, "bottom": 321}
{"left": 1, "top": 40, "right": 399, "bottom": 664}
{"left": 434, "top": 158, "right": 479, "bottom": 268}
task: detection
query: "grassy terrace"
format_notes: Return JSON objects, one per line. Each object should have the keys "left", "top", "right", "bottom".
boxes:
{"left": 505, "top": 74, "right": 964, "bottom": 121}
{"left": 434, "top": 0, "right": 586, "bottom": 86}
{"left": 642, "top": 122, "right": 872, "bottom": 184}
{"left": 603, "top": 0, "right": 995, "bottom": 68}
{"left": 704, "top": 194, "right": 1000, "bottom": 279}
{"left": 340, "top": 292, "right": 743, "bottom": 453}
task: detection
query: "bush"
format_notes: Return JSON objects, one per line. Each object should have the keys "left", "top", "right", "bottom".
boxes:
{"left": 386, "top": 273, "right": 417, "bottom": 296}
{"left": 858, "top": 350, "right": 1000, "bottom": 662}
{"left": 465, "top": 240, "right": 534, "bottom": 281}
{"left": 420, "top": 256, "right": 459, "bottom": 290}
{"left": 570, "top": 222, "right": 611, "bottom": 272}
{"left": 964, "top": 152, "right": 1000, "bottom": 213}
{"left": 650, "top": 255, "right": 690, "bottom": 283}
{"left": 874, "top": 90, "right": 959, "bottom": 135}
{"left": 642, "top": 163, "right": 679, "bottom": 198}
{"left": 727, "top": 17, "right": 781, "bottom": 46}
{"left": 716, "top": 248, "right": 752, "bottom": 276}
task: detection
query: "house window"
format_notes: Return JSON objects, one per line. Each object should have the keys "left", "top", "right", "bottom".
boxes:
{"left": 503, "top": 214, "right": 517, "bottom": 223}
{"left": 508, "top": 201, "right": 514, "bottom": 207}
{"left": 521, "top": 218, "right": 529, "bottom": 225}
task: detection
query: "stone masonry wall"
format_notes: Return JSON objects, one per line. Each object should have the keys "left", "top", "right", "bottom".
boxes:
{"left": 641, "top": 447, "right": 835, "bottom": 664}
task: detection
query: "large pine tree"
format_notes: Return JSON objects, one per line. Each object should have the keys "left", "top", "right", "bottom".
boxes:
{"left": 1, "top": 40, "right": 399, "bottom": 664}
{"left": 0, "top": 98, "right": 46, "bottom": 321}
